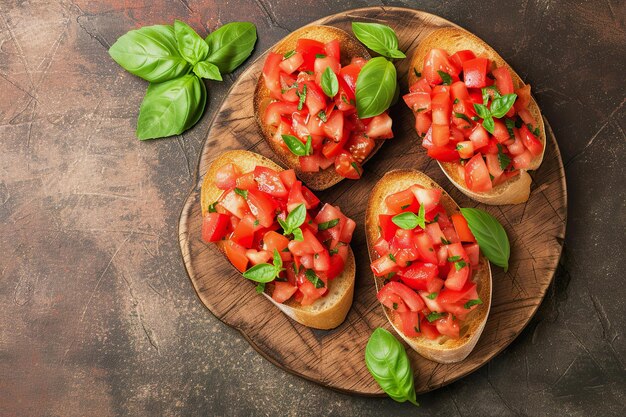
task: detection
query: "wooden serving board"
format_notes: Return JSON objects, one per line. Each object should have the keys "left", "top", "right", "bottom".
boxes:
{"left": 179, "top": 7, "right": 567, "bottom": 395}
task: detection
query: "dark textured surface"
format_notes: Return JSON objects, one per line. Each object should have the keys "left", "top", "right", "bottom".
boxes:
{"left": 0, "top": 0, "right": 624, "bottom": 416}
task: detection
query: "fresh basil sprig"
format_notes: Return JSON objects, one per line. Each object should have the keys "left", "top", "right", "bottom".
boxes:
{"left": 321, "top": 66, "right": 339, "bottom": 98}
{"left": 391, "top": 205, "right": 425, "bottom": 230}
{"left": 174, "top": 20, "right": 209, "bottom": 65}
{"left": 243, "top": 249, "right": 283, "bottom": 283}
{"left": 109, "top": 20, "right": 256, "bottom": 140}
{"left": 473, "top": 89, "right": 517, "bottom": 134}
{"left": 355, "top": 57, "right": 397, "bottom": 118}
{"left": 281, "top": 134, "right": 311, "bottom": 157}
{"left": 365, "top": 328, "right": 419, "bottom": 406}
{"left": 460, "top": 208, "right": 510, "bottom": 271}
{"left": 351, "top": 22, "right": 406, "bottom": 59}
{"left": 278, "top": 203, "right": 306, "bottom": 238}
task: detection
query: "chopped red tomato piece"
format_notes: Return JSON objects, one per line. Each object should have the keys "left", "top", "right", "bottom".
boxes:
{"left": 202, "top": 213, "right": 230, "bottom": 242}
{"left": 463, "top": 57, "right": 491, "bottom": 88}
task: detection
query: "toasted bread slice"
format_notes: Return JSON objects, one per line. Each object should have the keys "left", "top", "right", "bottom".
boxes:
{"left": 254, "top": 25, "right": 380, "bottom": 191}
{"left": 365, "top": 170, "right": 492, "bottom": 363}
{"left": 408, "top": 27, "right": 546, "bottom": 205}
{"left": 201, "top": 150, "right": 355, "bottom": 330}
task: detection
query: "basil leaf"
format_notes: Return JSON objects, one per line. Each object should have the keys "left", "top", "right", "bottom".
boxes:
{"left": 482, "top": 85, "right": 501, "bottom": 105}
{"left": 109, "top": 24, "right": 189, "bottom": 83}
{"left": 427, "top": 292, "right": 438, "bottom": 300}
{"left": 317, "top": 110, "right": 327, "bottom": 123}
{"left": 454, "top": 112, "right": 472, "bottom": 124}
{"left": 292, "top": 227, "right": 304, "bottom": 241}
{"left": 137, "top": 75, "right": 206, "bottom": 140}
{"left": 351, "top": 162, "right": 362, "bottom": 178}
{"left": 242, "top": 263, "right": 278, "bottom": 283}
{"left": 208, "top": 202, "right": 218, "bottom": 213}
{"left": 321, "top": 66, "right": 339, "bottom": 98}
{"left": 490, "top": 93, "right": 517, "bottom": 118}
{"left": 473, "top": 103, "right": 491, "bottom": 120}
{"left": 497, "top": 144, "right": 511, "bottom": 170}
{"left": 355, "top": 57, "right": 397, "bottom": 118}
{"left": 483, "top": 116, "right": 495, "bottom": 134}
{"left": 272, "top": 249, "right": 283, "bottom": 270}
{"left": 234, "top": 188, "right": 248, "bottom": 199}
{"left": 318, "top": 218, "right": 339, "bottom": 231}
{"left": 193, "top": 61, "right": 222, "bottom": 80}
{"left": 454, "top": 260, "right": 467, "bottom": 270}
{"left": 505, "top": 118, "right": 515, "bottom": 138}
{"left": 305, "top": 269, "right": 325, "bottom": 288}
{"left": 285, "top": 203, "right": 306, "bottom": 231}
{"left": 464, "top": 298, "right": 483, "bottom": 309}
{"left": 391, "top": 205, "right": 425, "bottom": 230}
{"left": 174, "top": 20, "right": 209, "bottom": 65}
{"left": 460, "top": 208, "right": 510, "bottom": 271}
{"left": 437, "top": 70, "right": 452, "bottom": 85}
{"left": 426, "top": 312, "right": 444, "bottom": 322}
{"left": 297, "top": 83, "right": 307, "bottom": 111}
{"left": 283, "top": 50, "right": 295, "bottom": 59}
{"left": 205, "top": 22, "right": 257, "bottom": 74}
{"left": 304, "top": 135, "right": 312, "bottom": 156}
{"left": 277, "top": 218, "right": 289, "bottom": 233}
{"left": 255, "top": 282, "right": 266, "bottom": 293}
{"left": 351, "top": 22, "right": 406, "bottom": 59}
{"left": 447, "top": 255, "right": 462, "bottom": 262}
{"left": 281, "top": 134, "right": 307, "bottom": 156}
{"left": 365, "top": 328, "right": 418, "bottom": 406}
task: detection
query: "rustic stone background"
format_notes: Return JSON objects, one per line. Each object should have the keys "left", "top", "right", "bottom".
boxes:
{"left": 0, "top": 0, "right": 624, "bottom": 416}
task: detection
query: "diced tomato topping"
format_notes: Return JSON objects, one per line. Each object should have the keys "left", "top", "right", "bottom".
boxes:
{"left": 410, "top": 185, "right": 441, "bottom": 213}
{"left": 423, "top": 48, "right": 460, "bottom": 85}
{"left": 202, "top": 213, "right": 230, "bottom": 242}
{"left": 464, "top": 154, "right": 492, "bottom": 192}
{"left": 254, "top": 166, "right": 288, "bottom": 198}
{"left": 451, "top": 213, "right": 476, "bottom": 242}
{"left": 519, "top": 124, "right": 543, "bottom": 157}
{"left": 463, "top": 57, "right": 491, "bottom": 88}
{"left": 225, "top": 240, "right": 248, "bottom": 273}
{"left": 492, "top": 67, "right": 514, "bottom": 95}
{"left": 334, "top": 151, "right": 361, "bottom": 179}
{"left": 271, "top": 282, "right": 298, "bottom": 303}
{"left": 377, "top": 281, "right": 425, "bottom": 312}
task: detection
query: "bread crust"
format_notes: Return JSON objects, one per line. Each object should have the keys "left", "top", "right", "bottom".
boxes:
{"left": 201, "top": 150, "right": 355, "bottom": 329}
{"left": 365, "top": 169, "right": 492, "bottom": 363}
{"left": 408, "top": 27, "right": 546, "bottom": 205}
{"left": 254, "top": 25, "right": 383, "bottom": 191}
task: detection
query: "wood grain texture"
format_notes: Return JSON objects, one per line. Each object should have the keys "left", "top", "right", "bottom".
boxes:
{"left": 179, "top": 7, "right": 567, "bottom": 395}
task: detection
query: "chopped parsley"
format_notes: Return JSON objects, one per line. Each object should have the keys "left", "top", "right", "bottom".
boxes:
{"left": 464, "top": 298, "right": 483, "bottom": 309}
{"left": 234, "top": 188, "right": 248, "bottom": 199}
{"left": 426, "top": 312, "right": 444, "bottom": 322}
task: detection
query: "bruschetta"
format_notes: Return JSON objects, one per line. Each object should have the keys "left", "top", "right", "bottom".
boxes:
{"left": 201, "top": 150, "right": 356, "bottom": 329}
{"left": 405, "top": 27, "right": 546, "bottom": 205}
{"left": 365, "top": 169, "right": 492, "bottom": 363}
{"left": 254, "top": 25, "right": 394, "bottom": 190}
